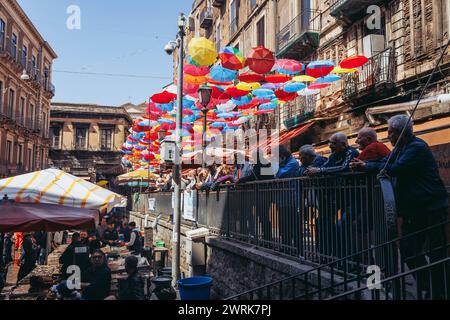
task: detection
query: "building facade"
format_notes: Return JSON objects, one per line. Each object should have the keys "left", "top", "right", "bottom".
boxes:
{"left": 185, "top": 0, "right": 450, "bottom": 183}
{"left": 121, "top": 102, "right": 147, "bottom": 120}
{"left": 0, "top": 0, "right": 57, "bottom": 178}
{"left": 49, "top": 103, "right": 132, "bottom": 182}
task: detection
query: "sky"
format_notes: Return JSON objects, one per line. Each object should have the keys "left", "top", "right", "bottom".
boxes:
{"left": 18, "top": 0, "right": 192, "bottom": 106}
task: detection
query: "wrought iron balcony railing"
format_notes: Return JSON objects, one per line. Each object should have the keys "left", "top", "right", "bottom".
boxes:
{"left": 200, "top": 8, "right": 213, "bottom": 29}
{"left": 343, "top": 47, "right": 396, "bottom": 100}
{"left": 276, "top": 9, "right": 321, "bottom": 57}
{"left": 281, "top": 95, "right": 317, "bottom": 129}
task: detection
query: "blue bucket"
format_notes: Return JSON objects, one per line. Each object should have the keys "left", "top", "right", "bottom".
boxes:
{"left": 177, "top": 276, "right": 213, "bottom": 300}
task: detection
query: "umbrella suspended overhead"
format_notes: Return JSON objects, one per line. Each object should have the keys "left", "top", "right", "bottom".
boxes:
{"left": 187, "top": 37, "right": 218, "bottom": 67}
{"left": 308, "top": 82, "right": 331, "bottom": 90}
{"left": 226, "top": 86, "right": 250, "bottom": 98}
{"left": 184, "top": 64, "right": 210, "bottom": 77}
{"left": 292, "top": 75, "right": 316, "bottom": 82}
{"left": 151, "top": 90, "right": 177, "bottom": 104}
{"left": 306, "top": 60, "right": 335, "bottom": 78}
{"left": 246, "top": 46, "right": 276, "bottom": 74}
{"left": 331, "top": 66, "right": 358, "bottom": 74}
{"left": 238, "top": 72, "right": 265, "bottom": 83}
{"left": 236, "top": 82, "right": 261, "bottom": 91}
{"left": 275, "top": 59, "right": 303, "bottom": 74}
{"left": 210, "top": 65, "right": 238, "bottom": 83}
{"left": 315, "top": 74, "right": 341, "bottom": 83}
{"left": 184, "top": 74, "right": 208, "bottom": 85}
{"left": 340, "top": 55, "right": 369, "bottom": 69}
{"left": 219, "top": 46, "right": 246, "bottom": 70}
{"left": 283, "top": 82, "right": 307, "bottom": 93}
{"left": 265, "top": 74, "right": 292, "bottom": 83}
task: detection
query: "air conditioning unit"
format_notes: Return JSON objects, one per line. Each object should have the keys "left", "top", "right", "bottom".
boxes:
{"left": 363, "top": 34, "right": 385, "bottom": 58}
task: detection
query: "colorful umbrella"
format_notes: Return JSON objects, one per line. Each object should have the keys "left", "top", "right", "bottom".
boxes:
{"left": 238, "top": 72, "right": 265, "bottom": 83}
{"left": 308, "top": 82, "right": 331, "bottom": 90}
{"left": 151, "top": 91, "right": 177, "bottom": 104}
{"left": 252, "top": 88, "right": 274, "bottom": 97}
{"left": 265, "top": 74, "right": 292, "bottom": 83}
{"left": 299, "top": 88, "right": 321, "bottom": 96}
{"left": 246, "top": 46, "right": 275, "bottom": 74}
{"left": 293, "top": 75, "right": 316, "bottom": 82}
{"left": 340, "top": 55, "right": 369, "bottom": 69}
{"left": 231, "top": 94, "right": 253, "bottom": 106}
{"left": 283, "top": 82, "right": 307, "bottom": 93}
{"left": 219, "top": 47, "right": 246, "bottom": 70}
{"left": 331, "top": 66, "right": 358, "bottom": 74}
{"left": 210, "top": 65, "right": 237, "bottom": 83}
{"left": 184, "top": 74, "right": 208, "bottom": 85}
{"left": 236, "top": 82, "right": 261, "bottom": 91}
{"left": 275, "top": 59, "right": 303, "bottom": 74}
{"left": 275, "top": 89, "right": 297, "bottom": 101}
{"left": 315, "top": 74, "right": 341, "bottom": 83}
{"left": 183, "top": 82, "right": 200, "bottom": 95}
{"left": 187, "top": 37, "right": 218, "bottom": 67}
{"left": 306, "top": 60, "right": 335, "bottom": 78}
{"left": 184, "top": 64, "right": 210, "bottom": 77}
{"left": 226, "top": 87, "right": 250, "bottom": 98}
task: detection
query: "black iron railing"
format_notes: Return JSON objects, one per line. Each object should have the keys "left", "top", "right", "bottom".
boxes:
{"left": 343, "top": 47, "right": 396, "bottom": 98}
{"left": 281, "top": 95, "right": 317, "bottom": 129}
{"left": 276, "top": 9, "right": 321, "bottom": 54}
{"left": 226, "top": 220, "right": 449, "bottom": 300}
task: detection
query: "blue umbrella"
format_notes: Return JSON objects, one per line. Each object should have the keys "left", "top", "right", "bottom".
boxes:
{"left": 159, "top": 118, "right": 174, "bottom": 124}
{"left": 259, "top": 102, "right": 277, "bottom": 110}
{"left": 232, "top": 94, "right": 252, "bottom": 106}
{"left": 217, "top": 112, "right": 235, "bottom": 119}
{"left": 211, "top": 121, "right": 227, "bottom": 128}
{"left": 252, "top": 88, "right": 274, "bottom": 97}
{"left": 283, "top": 82, "right": 307, "bottom": 93}
{"left": 315, "top": 74, "right": 341, "bottom": 83}
{"left": 155, "top": 102, "right": 174, "bottom": 112}
{"left": 278, "top": 68, "right": 301, "bottom": 75}
{"left": 210, "top": 65, "right": 237, "bottom": 83}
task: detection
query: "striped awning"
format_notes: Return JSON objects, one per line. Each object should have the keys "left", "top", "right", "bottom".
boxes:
{"left": 0, "top": 169, "right": 127, "bottom": 213}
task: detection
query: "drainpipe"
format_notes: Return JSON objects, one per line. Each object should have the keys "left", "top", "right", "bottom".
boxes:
{"left": 271, "top": 0, "right": 278, "bottom": 52}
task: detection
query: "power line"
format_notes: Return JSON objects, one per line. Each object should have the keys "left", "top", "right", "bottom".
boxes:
{"left": 53, "top": 70, "right": 172, "bottom": 80}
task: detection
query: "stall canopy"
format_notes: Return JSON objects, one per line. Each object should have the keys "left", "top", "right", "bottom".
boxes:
{"left": 0, "top": 202, "right": 97, "bottom": 233}
{"left": 117, "top": 168, "right": 160, "bottom": 185}
{"left": 0, "top": 169, "right": 126, "bottom": 213}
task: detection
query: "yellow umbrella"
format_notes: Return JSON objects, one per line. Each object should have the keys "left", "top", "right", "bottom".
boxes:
{"left": 236, "top": 82, "right": 261, "bottom": 91}
{"left": 188, "top": 37, "right": 218, "bottom": 67}
{"left": 331, "top": 66, "right": 358, "bottom": 74}
{"left": 292, "top": 75, "right": 316, "bottom": 82}
{"left": 96, "top": 180, "right": 109, "bottom": 187}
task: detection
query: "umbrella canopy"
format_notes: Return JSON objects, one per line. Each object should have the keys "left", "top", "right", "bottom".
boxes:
{"left": 0, "top": 169, "right": 126, "bottom": 213}
{"left": 238, "top": 72, "right": 265, "bottom": 83}
{"left": 151, "top": 90, "right": 177, "bottom": 104}
{"left": 210, "top": 65, "right": 237, "bottom": 82}
{"left": 265, "top": 74, "right": 292, "bottom": 83}
{"left": 275, "top": 59, "right": 303, "bottom": 74}
{"left": 187, "top": 37, "right": 218, "bottom": 67}
{"left": 184, "top": 64, "right": 210, "bottom": 77}
{"left": 219, "top": 47, "right": 246, "bottom": 70}
{"left": 340, "top": 55, "right": 369, "bottom": 69}
{"left": 0, "top": 202, "right": 98, "bottom": 233}
{"left": 292, "top": 75, "right": 316, "bottom": 82}
{"left": 246, "top": 46, "right": 275, "bottom": 74}
{"left": 306, "top": 60, "right": 335, "bottom": 78}
{"left": 117, "top": 168, "right": 159, "bottom": 184}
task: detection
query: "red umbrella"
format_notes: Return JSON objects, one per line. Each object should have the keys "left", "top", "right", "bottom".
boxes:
{"left": 275, "top": 89, "right": 298, "bottom": 101}
{"left": 146, "top": 103, "right": 163, "bottom": 117}
{"left": 308, "top": 82, "right": 331, "bottom": 90}
{"left": 151, "top": 91, "right": 177, "bottom": 104}
{"left": 0, "top": 202, "right": 97, "bottom": 232}
{"left": 183, "top": 82, "right": 200, "bottom": 95}
{"left": 340, "top": 55, "right": 369, "bottom": 69}
{"left": 265, "top": 74, "right": 292, "bottom": 83}
{"left": 246, "top": 46, "right": 275, "bottom": 74}
{"left": 275, "top": 59, "right": 303, "bottom": 73}
{"left": 238, "top": 101, "right": 259, "bottom": 110}
{"left": 238, "top": 72, "right": 265, "bottom": 83}
{"left": 184, "top": 64, "right": 210, "bottom": 77}
{"left": 254, "top": 109, "right": 273, "bottom": 115}
{"left": 225, "top": 87, "right": 250, "bottom": 98}
{"left": 207, "top": 79, "right": 234, "bottom": 86}
{"left": 219, "top": 53, "right": 246, "bottom": 70}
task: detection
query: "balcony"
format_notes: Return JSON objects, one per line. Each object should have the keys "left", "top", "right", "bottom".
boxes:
{"left": 343, "top": 47, "right": 396, "bottom": 107}
{"left": 212, "top": 0, "right": 225, "bottom": 7}
{"left": 200, "top": 8, "right": 213, "bottom": 29}
{"left": 43, "top": 79, "right": 56, "bottom": 97}
{"left": 276, "top": 9, "right": 321, "bottom": 60}
{"left": 0, "top": 38, "right": 22, "bottom": 72}
{"left": 330, "top": 0, "right": 388, "bottom": 23}
{"left": 281, "top": 95, "right": 317, "bottom": 130}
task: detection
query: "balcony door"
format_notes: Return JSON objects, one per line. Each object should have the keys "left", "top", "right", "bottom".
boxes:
{"left": 75, "top": 127, "right": 88, "bottom": 150}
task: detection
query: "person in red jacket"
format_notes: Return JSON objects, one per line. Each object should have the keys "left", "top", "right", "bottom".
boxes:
{"left": 355, "top": 128, "right": 391, "bottom": 161}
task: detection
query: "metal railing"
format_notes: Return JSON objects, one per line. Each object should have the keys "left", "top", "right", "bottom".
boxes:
{"left": 330, "top": 0, "right": 351, "bottom": 14}
{"left": 281, "top": 95, "right": 317, "bottom": 129}
{"left": 200, "top": 8, "right": 213, "bottom": 29}
{"left": 276, "top": 9, "right": 321, "bottom": 54}
{"left": 343, "top": 47, "right": 396, "bottom": 98}
{"left": 226, "top": 220, "right": 449, "bottom": 300}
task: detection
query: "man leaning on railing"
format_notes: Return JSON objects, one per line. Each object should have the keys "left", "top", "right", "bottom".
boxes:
{"left": 351, "top": 114, "right": 449, "bottom": 299}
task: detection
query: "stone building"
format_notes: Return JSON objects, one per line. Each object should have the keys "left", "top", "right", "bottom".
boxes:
{"left": 121, "top": 102, "right": 147, "bottom": 120}
{"left": 185, "top": 0, "right": 450, "bottom": 184}
{"left": 49, "top": 103, "right": 133, "bottom": 182}
{"left": 0, "top": 0, "right": 57, "bottom": 178}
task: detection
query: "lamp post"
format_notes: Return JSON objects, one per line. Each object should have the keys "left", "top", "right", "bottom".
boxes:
{"left": 198, "top": 85, "right": 212, "bottom": 168}
{"left": 164, "top": 13, "right": 186, "bottom": 287}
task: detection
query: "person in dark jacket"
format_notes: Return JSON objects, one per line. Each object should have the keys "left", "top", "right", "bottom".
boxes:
{"left": 276, "top": 146, "right": 300, "bottom": 179}
{"left": 125, "top": 222, "right": 143, "bottom": 255}
{"left": 4, "top": 233, "right": 14, "bottom": 265}
{"left": 87, "top": 230, "right": 102, "bottom": 254}
{"left": 237, "top": 149, "right": 274, "bottom": 183}
{"left": 59, "top": 232, "right": 91, "bottom": 278}
{"left": 298, "top": 145, "right": 328, "bottom": 177}
{"left": 103, "top": 221, "right": 119, "bottom": 246}
{"left": 33, "top": 231, "right": 47, "bottom": 265}
{"left": 306, "top": 133, "right": 359, "bottom": 176}
{"left": 17, "top": 233, "right": 37, "bottom": 283}
{"left": 351, "top": 115, "right": 448, "bottom": 299}
{"left": 81, "top": 250, "right": 111, "bottom": 300}
{"left": 118, "top": 255, "right": 145, "bottom": 300}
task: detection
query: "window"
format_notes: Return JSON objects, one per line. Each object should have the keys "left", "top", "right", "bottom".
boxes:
{"left": 0, "top": 19, "right": 5, "bottom": 51}
{"left": 6, "top": 141, "right": 12, "bottom": 163}
{"left": 30, "top": 104, "right": 35, "bottom": 128}
{"left": 44, "top": 66, "right": 49, "bottom": 89}
{"left": 51, "top": 126, "right": 62, "bottom": 149}
{"left": 230, "top": 0, "right": 238, "bottom": 35}
{"left": 21, "top": 45, "right": 27, "bottom": 68}
{"left": 100, "top": 128, "right": 113, "bottom": 151}
{"left": 8, "top": 89, "right": 14, "bottom": 118}
{"left": 20, "top": 97, "right": 25, "bottom": 125}
{"left": 31, "top": 55, "right": 37, "bottom": 78}
{"left": 249, "top": 0, "right": 257, "bottom": 11}
{"left": 215, "top": 21, "right": 221, "bottom": 52}
{"left": 75, "top": 127, "right": 88, "bottom": 149}
{"left": 18, "top": 144, "right": 23, "bottom": 165}
{"left": 257, "top": 17, "right": 265, "bottom": 46}
{"left": 11, "top": 33, "right": 17, "bottom": 60}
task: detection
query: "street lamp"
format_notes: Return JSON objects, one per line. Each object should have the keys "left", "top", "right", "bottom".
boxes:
{"left": 164, "top": 12, "right": 186, "bottom": 287}
{"left": 198, "top": 85, "right": 212, "bottom": 168}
